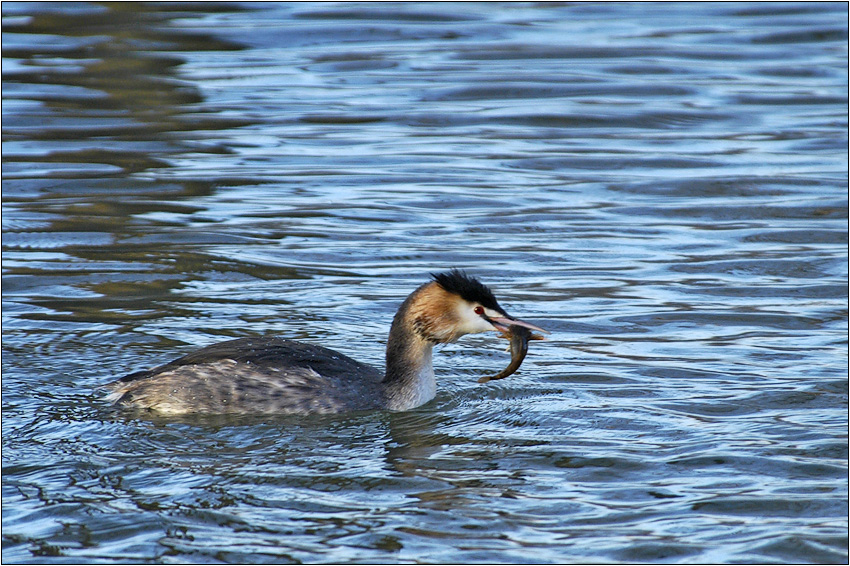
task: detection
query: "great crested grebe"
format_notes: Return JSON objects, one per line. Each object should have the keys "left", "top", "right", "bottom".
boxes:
{"left": 105, "top": 270, "right": 546, "bottom": 415}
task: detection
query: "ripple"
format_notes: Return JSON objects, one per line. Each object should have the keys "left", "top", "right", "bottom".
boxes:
{"left": 2, "top": 2, "right": 847, "bottom": 564}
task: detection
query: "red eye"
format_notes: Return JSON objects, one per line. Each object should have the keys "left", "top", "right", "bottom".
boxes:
{"left": 474, "top": 306, "right": 485, "bottom": 315}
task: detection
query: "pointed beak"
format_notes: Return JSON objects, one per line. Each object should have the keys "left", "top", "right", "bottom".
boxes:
{"left": 488, "top": 315, "right": 548, "bottom": 336}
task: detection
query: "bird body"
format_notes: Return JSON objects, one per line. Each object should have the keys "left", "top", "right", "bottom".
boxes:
{"left": 105, "top": 270, "right": 545, "bottom": 415}
{"left": 106, "top": 337, "right": 385, "bottom": 414}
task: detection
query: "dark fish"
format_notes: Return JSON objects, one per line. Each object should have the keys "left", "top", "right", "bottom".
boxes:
{"left": 479, "top": 324, "right": 545, "bottom": 383}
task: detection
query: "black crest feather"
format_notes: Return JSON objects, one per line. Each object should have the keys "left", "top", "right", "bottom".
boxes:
{"left": 431, "top": 269, "right": 504, "bottom": 314}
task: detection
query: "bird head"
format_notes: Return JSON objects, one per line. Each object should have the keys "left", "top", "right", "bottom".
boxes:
{"left": 407, "top": 270, "right": 547, "bottom": 344}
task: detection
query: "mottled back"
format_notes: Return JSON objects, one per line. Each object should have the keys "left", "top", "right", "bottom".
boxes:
{"left": 108, "top": 337, "right": 385, "bottom": 415}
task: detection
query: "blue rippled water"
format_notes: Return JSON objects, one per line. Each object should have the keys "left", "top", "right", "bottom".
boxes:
{"left": 2, "top": 2, "right": 847, "bottom": 563}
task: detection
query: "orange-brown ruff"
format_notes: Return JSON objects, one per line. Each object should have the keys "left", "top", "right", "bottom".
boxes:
{"left": 105, "top": 270, "right": 546, "bottom": 415}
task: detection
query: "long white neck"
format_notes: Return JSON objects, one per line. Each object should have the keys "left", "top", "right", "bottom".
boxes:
{"left": 382, "top": 287, "right": 438, "bottom": 410}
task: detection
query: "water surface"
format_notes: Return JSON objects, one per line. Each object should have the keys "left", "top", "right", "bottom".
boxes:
{"left": 2, "top": 2, "right": 848, "bottom": 563}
